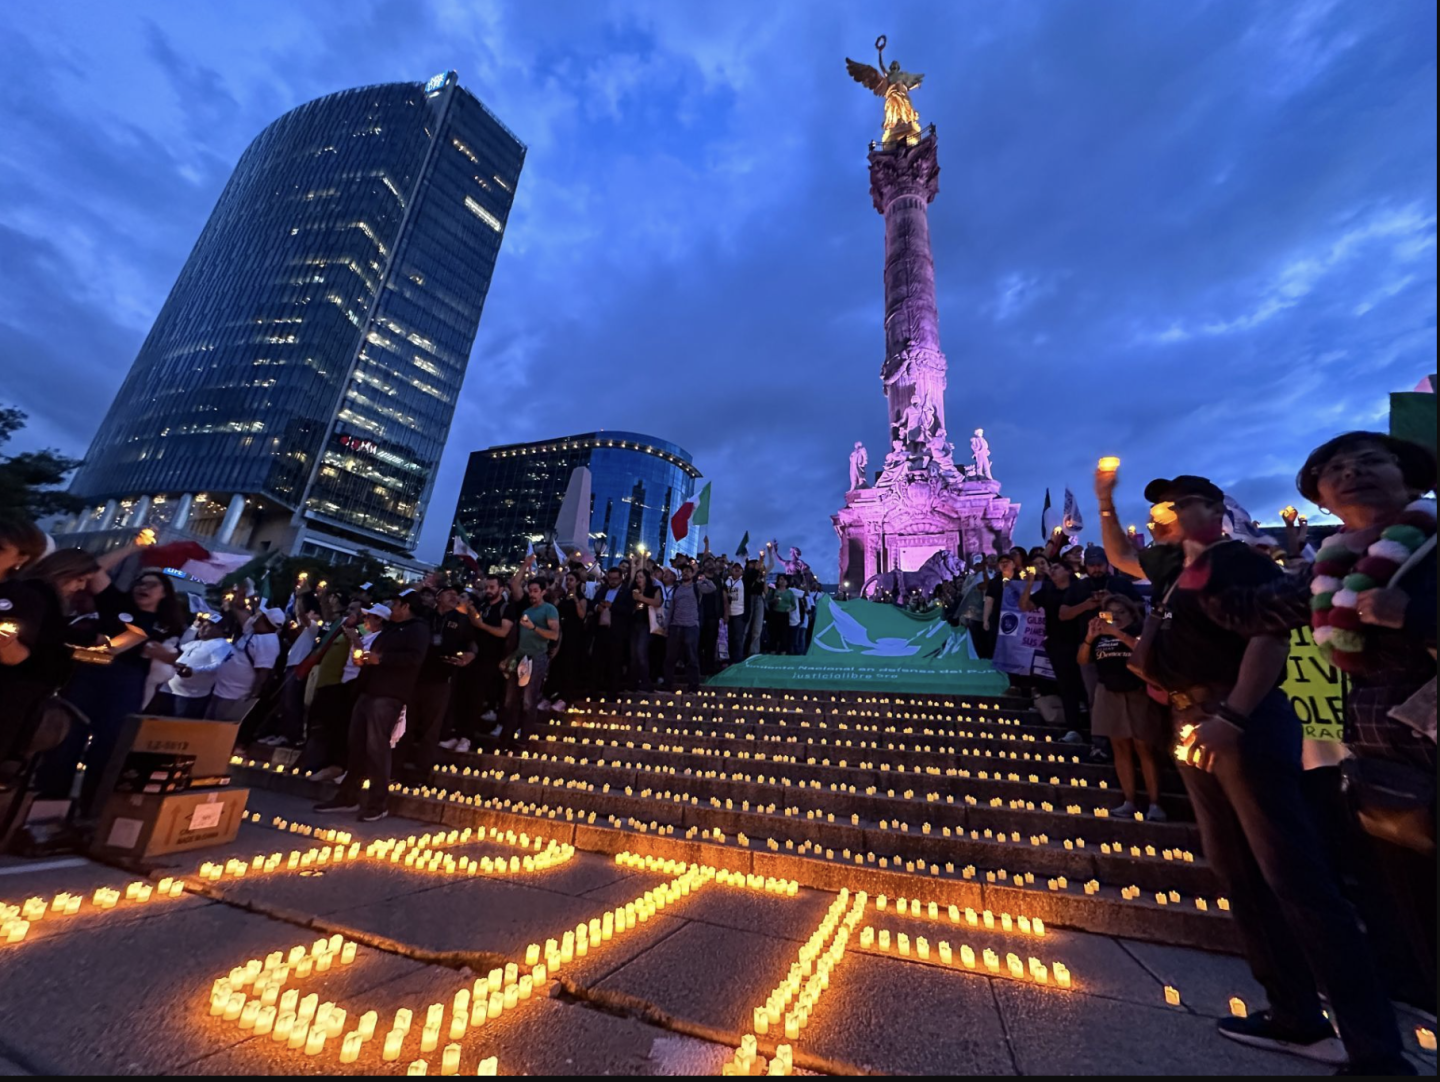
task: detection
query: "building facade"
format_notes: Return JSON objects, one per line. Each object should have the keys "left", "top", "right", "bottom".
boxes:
{"left": 66, "top": 72, "right": 523, "bottom": 566}
{"left": 453, "top": 431, "right": 702, "bottom": 572}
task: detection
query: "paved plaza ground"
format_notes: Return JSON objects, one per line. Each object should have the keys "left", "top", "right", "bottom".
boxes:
{"left": 1, "top": 789, "right": 1432, "bottom": 1076}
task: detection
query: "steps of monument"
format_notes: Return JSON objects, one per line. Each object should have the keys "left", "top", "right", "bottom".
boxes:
{"left": 423, "top": 748, "right": 1214, "bottom": 894}
{"left": 446, "top": 729, "right": 1195, "bottom": 823}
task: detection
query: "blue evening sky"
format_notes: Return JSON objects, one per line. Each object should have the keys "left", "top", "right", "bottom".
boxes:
{"left": 0, "top": 1, "right": 1434, "bottom": 571}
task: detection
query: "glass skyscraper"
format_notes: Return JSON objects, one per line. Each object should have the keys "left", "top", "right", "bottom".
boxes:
{"left": 67, "top": 72, "right": 523, "bottom": 564}
{"left": 452, "top": 431, "right": 702, "bottom": 572}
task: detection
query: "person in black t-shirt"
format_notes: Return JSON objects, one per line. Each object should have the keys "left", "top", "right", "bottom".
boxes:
{"left": 1023, "top": 562, "right": 1087, "bottom": 733}
{"left": 1076, "top": 594, "right": 1165, "bottom": 819}
{"left": 457, "top": 575, "right": 516, "bottom": 739}
{"left": 1143, "top": 473, "right": 1406, "bottom": 1072}
{"left": 589, "top": 567, "right": 634, "bottom": 696}
{"left": 976, "top": 555, "right": 1015, "bottom": 659}
{"left": 405, "top": 586, "right": 476, "bottom": 774}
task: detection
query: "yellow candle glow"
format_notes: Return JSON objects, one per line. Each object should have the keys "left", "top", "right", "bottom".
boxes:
{"left": 1228, "top": 997, "right": 1247, "bottom": 1018}
{"left": 383, "top": 1029, "right": 405, "bottom": 1061}
{"left": 477, "top": 1057, "right": 498, "bottom": 1076}
{"left": 1097, "top": 456, "right": 1120, "bottom": 473}
{"left": 442, "top": 1044, "right": 461, "bottom": 1076}
{"left": 1417, "top": 1027, "right": 1436, "bottom": 1052}
{"left": 408, "top": 1061, "right": 429, "bottom": 1076}
{"left": 1164, "top": 986, "right": 1181, "bottom": 1006}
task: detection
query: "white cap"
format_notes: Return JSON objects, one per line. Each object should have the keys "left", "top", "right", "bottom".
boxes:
{"left": 262, "top": 607, "right": 287, "bottom": 626}
{"left": 362, "top": 604, "right": 392, "bottom": 620}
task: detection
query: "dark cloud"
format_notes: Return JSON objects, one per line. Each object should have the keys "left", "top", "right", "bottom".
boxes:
{"left": 0, "top": 0, "right": 1433, "bottom": 569}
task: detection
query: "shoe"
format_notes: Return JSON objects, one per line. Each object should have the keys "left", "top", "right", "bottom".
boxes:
{"left": 551, "top": 700, "right": 567, "bottom": 713}
{"left": 487, "top": 725, "right": 504, "bottom": 738}
{"left": 1145, "top": 804, "right": 1168, "bottom": 823}
{"left": 359, "top": 808, "right": 388, "bottom": 823}
{"left": 257, "top": 735, "right": 285, "bottom": 746}
{"left": 1111, "top": 801, "right": 1138, "bottom": 818}
{"left": 1217, "top": 1013, "right": 1346, "bottom": 1065}
{"left": 314, "top": 798, "right": 360, "bottom": 813}
{"left": 438, "top": 738, "right": 459, "bottom": 751}
{"left": 1061, "top": 731, "right": 1084, "bottom": 744}
{"left": 453, "top": 738, "right": 472, "bottom": 754}
{"left": 310, "top": 766, "right": 344, "bottom": 783}
{"left": 480, "top": 710, "right": 498, "bottom": 723}
{"left": 536, "top": 698, "right": 551, "bottom": 712}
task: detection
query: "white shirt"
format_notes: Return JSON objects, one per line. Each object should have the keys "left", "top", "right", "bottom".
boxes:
{"left": 213, "top": 631, "right": 280, "bottom": 700}
{"left": 167, "top": 638, "right": 235, "bottom": 698}
{"left": 286, "top": 622, "right": 319, "bottom": 666}
{"left": 342, "top": 630, "right": 379, "bottom": 684}
{"left": 788, "top": 590, "right": 806, "bottom": 627}
{"left": 724, "top": 577, "right": 746, "bottom": 617}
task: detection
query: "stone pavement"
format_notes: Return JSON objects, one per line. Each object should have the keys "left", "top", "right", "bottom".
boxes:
{"left": 0, "top": 789, "right": 1431, "bottom": 1076}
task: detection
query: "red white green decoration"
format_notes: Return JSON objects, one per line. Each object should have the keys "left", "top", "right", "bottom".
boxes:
{"left": 671, "top": 481, "right": 711, "bottom": 541}
{"left": 1310, "top": 499, "right": 1435, "bottom": 672}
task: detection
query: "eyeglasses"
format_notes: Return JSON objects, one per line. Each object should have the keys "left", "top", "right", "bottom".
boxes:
{"left": 1314, "top": 451, "right": 1398, "bottom": 481}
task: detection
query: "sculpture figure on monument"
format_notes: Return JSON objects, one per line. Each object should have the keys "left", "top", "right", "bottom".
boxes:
{"left": 877, "top": 438, "right": 909, "bottom": 487}
{"left": 970, "top": 428, "right": 993, "bottom": 480}
{"left": 846, "top": 36, "right": 925, "bottom": 145}
{"left": 848, "top": 441, "right": 869, "bottom": 490}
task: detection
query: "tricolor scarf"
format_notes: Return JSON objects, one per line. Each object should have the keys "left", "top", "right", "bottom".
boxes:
{"left": 1309, "top": 498, "right": 1437, "bottom": 672}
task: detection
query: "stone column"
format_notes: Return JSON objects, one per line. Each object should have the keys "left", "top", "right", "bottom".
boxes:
{"left": 869, "top": 130, "right": 946, "bottom": 438}
{"left": 216, "top": 495, "right": 246, "bottom": 544}
{"left": 95, "top": 499, "right": 119, "bottom": 532}
{"left": 171, "top": 493, "right": 195, "bottom": 532}
{"left": 129, "top": 495, "right": 152, "bottom": 529}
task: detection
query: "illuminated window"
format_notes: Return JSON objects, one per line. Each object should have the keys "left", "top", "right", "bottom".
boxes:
{"left": 464, "top": 196, "right": 503, "bottom": 233}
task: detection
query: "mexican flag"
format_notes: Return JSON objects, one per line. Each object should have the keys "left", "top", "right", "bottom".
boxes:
{"left": 671, "top": 481, "right": 711, "bottom": 541}
{"left": 451, "top": 525, "right": 480, "bottom": 571}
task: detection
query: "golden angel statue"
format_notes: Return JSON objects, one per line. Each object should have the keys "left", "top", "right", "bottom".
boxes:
{"left": 846, "top": 36, "right": 924, "bottom": 144}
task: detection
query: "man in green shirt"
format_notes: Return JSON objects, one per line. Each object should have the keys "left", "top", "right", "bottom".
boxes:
{"left": 503, "top": 580, "right": 559, "bottom": 742}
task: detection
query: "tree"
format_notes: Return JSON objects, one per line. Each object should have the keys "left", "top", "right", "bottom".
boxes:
{"left": 0, "top": 405, "right": 85, "bottom": 519}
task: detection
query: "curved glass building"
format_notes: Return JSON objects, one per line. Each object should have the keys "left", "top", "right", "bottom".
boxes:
{"left": 67, "top": 72, "right": 523, "bottom": 563}
{"left": 452, "top": 431, "right": 703, "bottom": 572}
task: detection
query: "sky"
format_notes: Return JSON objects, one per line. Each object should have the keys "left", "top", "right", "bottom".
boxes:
{"left": 0, "top": 0, "right": 1434, "bottom": 573}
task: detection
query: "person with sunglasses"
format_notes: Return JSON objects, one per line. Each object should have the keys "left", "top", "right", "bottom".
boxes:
{"left": 1138, "top": 474, "right": 1408, "bottom": 1075}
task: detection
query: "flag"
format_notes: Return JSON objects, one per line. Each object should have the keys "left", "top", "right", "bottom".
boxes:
{"left": 1062, "top": 487, "right": 1084, "bottom": 536}
{"left": 451, "top": 526, "right": 479, "bottom": 571}
{"left": 671, "top": 481, "right": 709, "bottom": 541}
{"left": 1222, "top": 496, "right": 1274, "bottom": 547}
{"left": 736, "top": 531, "right": 750, "bottom": 559}
{"left": 1040, "top": 489, "right": 1055, "bottom": 540}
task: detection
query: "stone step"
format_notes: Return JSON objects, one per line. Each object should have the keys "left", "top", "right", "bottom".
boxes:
{"left": 234, "top": 760, "right": 1237, "bottom": 954}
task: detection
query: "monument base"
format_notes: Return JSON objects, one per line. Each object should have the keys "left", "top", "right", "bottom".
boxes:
{"left": 833, "top": 471, "right": 1020, "bottom": 597}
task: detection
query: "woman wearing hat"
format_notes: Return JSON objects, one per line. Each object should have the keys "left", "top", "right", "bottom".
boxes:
{"left": 1208, "top": 430, "right": 1436, "bottom": 1021}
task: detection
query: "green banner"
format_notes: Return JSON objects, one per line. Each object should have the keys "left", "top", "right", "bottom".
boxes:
{"left": 708, "top": 596, "right": 1011, "bottom": 694}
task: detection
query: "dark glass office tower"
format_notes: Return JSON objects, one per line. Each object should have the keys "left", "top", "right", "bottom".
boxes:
{"left": 452, "top": 432, "right": 702, "bottom": 572}
{"left": 68, "top": 72, "right": 523, "bottom": 562}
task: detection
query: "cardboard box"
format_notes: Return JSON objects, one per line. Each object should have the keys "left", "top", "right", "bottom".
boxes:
{"left": 114, "top": 752, "right": 196, "bottom": 795}
{"left": 91, "top": 716, "right": 240, "bottom": 811}
{"left": 92, "top": 787, "right": 250, "bottom": 859}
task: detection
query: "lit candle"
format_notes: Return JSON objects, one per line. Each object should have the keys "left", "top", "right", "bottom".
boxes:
{"left": 1098, "top": 456, "right": 1120, "bottom": 474}
{"left": 1417, "top": 1027, "right": 1437, "bottom": 1052}
{"left": 442, "top": 1044, "right": 461, "bottom": 1076}
{"left": 408, "top": 1061, "right": 429, "bottom": 1076}
{"left": 1164, "top": 986, "right": 1181, "bottom": 1006}
{"left": 383, "top": 1029, "right": 405, "bottom": 1062}
{"left": 254, "top": 1005, "right": 276, "bottom": 1036}
{"left": 1228, "top": 997, "right": 1246, "bottom": 1019}
{"left": 341, "top": 1031, "right": 363, "bottom": 1065}
{"left": 272, "top": 1012, "right": 295, "bottom": 1045}
{"left": 305, "top": 1026, "right": 327, "bottom": 1056}
{"left": 477, "top": 1057, "right": 498, "bottom": 1076}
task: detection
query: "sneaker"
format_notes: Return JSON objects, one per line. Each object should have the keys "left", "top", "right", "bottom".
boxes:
{"left": 438, "top": 738, "right": 460, "bottom": 751}
{"left": 551, "top": 700, "right": 567, "bottom": 713}
{"left": 359, "top": 808, "right": 388, "bottom": 823}
{"left": 314, "top": 798, "right": 360, "bottom": 814}
{"left": 480, "top": 710, "right": 498, "bottom": 723}
{"left": 1217, "top": 1013, "right": 1346, "bottom": 1065}
{"left": 536, "top": 698, "right": 552, "bottom": 712}
{"left": 1061, "top": 730, "right": 1084, "bottom": 744}
{"left": 1111, "top": 801, "right": 1138, "bottom": 818}
{"left": 487, "top": 725, "right": 504, "bottom": 738}
{"left": 453, "top": 738, "right": 472, "bottom": 754}
{"left": 310, "top": 765, "right": 344, "bottom": 783}
{"left": 1145, "top": 804, "right": 1168, "bottom": 823}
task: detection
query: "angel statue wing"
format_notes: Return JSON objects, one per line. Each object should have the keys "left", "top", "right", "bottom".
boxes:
{"left": 845, "top": 58, "right": 886, "bottom": 96}
{"left": 896, "top": 69, "right": 924, "bottom": 91}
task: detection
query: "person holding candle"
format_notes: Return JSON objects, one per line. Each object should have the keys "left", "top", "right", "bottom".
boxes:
{"left": 1077, "top": 594, "right": 1166, "bottom": 820}
{"left": 500, "top": 579, "right": 559, "bottom": 743}
{"left": 208, "top": 607, "right": 283, "bottom": 723}
{"left": 164, "top": 615, "right": 234, "bottom": 718}
{"left": 1139, "top": 472, "right": 1410, "bottom": 1075}
{"left": 1203, "top": 432, "right": 1436, "bottom": 1024}
{"left": 317, "top": 593, "right": 429, "bottom": 822}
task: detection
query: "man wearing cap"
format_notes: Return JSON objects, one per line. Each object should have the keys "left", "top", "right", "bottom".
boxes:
{"left": 1140, "top": 473, "right": 1407, "bottom": 1072}
{"left": 316, "top": 592, "right": 429, "bottom": 822}
{"left": 1094, "top": 460, "right": 1184, "bottom": 596}
{"left": 208, "top": 607, "right": 283, "bottom": 721}
{"left": 404, "top": 585, "right": 476, "bottom": 774}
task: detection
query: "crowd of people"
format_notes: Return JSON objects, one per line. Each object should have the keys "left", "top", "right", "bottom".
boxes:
{"left": 0, "top": 427, "right": 1433, "bottom": 1075}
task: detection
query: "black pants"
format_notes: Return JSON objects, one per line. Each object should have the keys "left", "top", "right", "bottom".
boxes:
{"left": 1179, "top": 690, "right": 1403, "bottom": 1069}
{"left": 405, "top": 680, "right": 453, "bottom": 776}
{"left": 1046, "top": 638, "right": 1086, "bottom": 732}
{"left": 300, "top": 682, "right": 353, "bottom": 771}
{"left": 765, "top": 611, "right": 789, "bottom": 654}
{"left": 664, "top": 625, "right": 702, "bottom": 692}
{"left": 335, "top": 694, "right": 402, "bottom": 814}
{"left": 592, "top": 626, "right": 626, "bottom": 696}
{"left": 699, "top": 617, "right": 719, "bottom": 674}
{"left": 726, "top": 615, "right": 746, "bottom": 665}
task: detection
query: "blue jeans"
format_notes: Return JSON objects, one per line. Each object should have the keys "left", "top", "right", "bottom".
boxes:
{"left": 170, "top": 693, "right": 211, "bottom": 719}
{"left": 663, "top": 625, "right": 702, "bottom": 692}
{"left": 1179, "top": 689, "right": 1402, "bottom": 1067}
{"left": 790, "top": 623, "right": 807, "bottom": 655}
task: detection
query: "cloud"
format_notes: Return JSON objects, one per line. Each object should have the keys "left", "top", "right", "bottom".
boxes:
{"left": 0, "top": 0, "right": 1433, "bottom": 572}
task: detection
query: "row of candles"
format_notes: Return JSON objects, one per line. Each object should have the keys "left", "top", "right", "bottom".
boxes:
{"left": 568, "top": 717, "right": 1051, "bottom": 753}
{"left": 614, "top": 852, "right": 801, "bottom": 896}
{"left": 569, "top": 705, "right": 1042, "bottom": 737}
{"left": 387, "top": 782, "right": 1232, "bottom": 925}
{"left": 859, "top": 923, "right": 1072, "bottom": 987}
{"left": 1, "top": 878, "right": 186, "bottom": 945}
